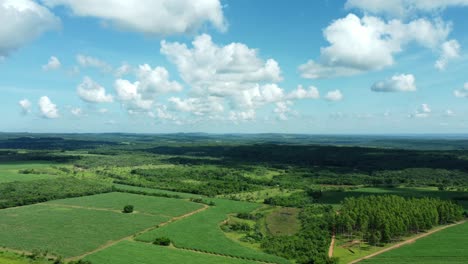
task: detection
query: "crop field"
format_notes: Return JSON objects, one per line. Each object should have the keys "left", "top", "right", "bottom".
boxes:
{"left": 0, "top": 162, "right": 61, "bottom": 183}
{"left": 0, "top": 193, "right": 202, "bottom": 258}
{"left": 46, "top": 192, "right": 203, "bottom": 217}
{"left": 85, "top": 240, "right": 259, "bottom": 264}
{"left": 361, "top": 221, "right": 468, "bottom": 264}
{"left": 136, "top": 198, "right": 290, "bottom": 264}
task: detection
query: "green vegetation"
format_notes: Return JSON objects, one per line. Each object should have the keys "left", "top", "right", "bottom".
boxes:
{"left": 0, "top": 163, "right": 62, "bottom": 183}
{"left": 0, "top": 251, "right": 52, "bottom": 264}
{"left": 136, "top": 199, "right": 289, "bottom": 264}
{"left": 153, "top": 237, "right": 171, "bottom": 246}
{"left": 334, "top": 195, "right": 464, "bottom": 245}
{"left": 85, "top": 240, "right": 259, "bottom": 264}
{"left": 47, "top": 192, "right": 203, "bottom": 217}
{"left": 361, "top": 221, "right": 468, "bottom": 263}
{"left": 265, "top": 207, "right": 301, "bottom": 236}
{"left": 0, "top": 178, "right": 112, "bottom": 209}
{"left": 122, "top": 205, "right": 134, "bottom": 213}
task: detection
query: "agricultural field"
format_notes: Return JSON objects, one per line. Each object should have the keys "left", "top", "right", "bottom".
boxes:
{"left": 0, "top": 192, "right": 200, "bottom": 258}
{"left": 265, "top": 207, "right": 301, "bottom": 236}
{"left": 0, "top": 162, "right": 62, "bottom": 183}
{"left": 85, "top": 240, "right": 260, "bottom": 264}
{"left": 136, "top": 198, "right": 290, "bottom": 264}
{"left": 361, "top": 221, "right": 468, "bottom": 264}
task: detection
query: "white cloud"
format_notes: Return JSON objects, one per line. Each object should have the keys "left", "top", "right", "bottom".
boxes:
{"left": 114, "top": 64, "right": 182, "bottom": 112}
{"left": 70, "top": 107, "right": 82, "bottom": 116}
{"left": 43, "top": 0, "right": 226, "bottom": 35}
{"left": 410, "top": 103, "right": 431, "bottom": 118}
{"left": 38, "top": 96, "right": 59, "bottom": 119}
{"left": 445, "top": 109, "right": 455, "bottom": 117}
{"left": 77, "top": 76, "right": 113, "bottom": 103}
{"left": 346, "top": 0, "right": 468, "bottom": 17}
{"left": 325, "top": 90, "right": 343, "bottom": 101}
{"left": 76, "top": 54, "right": 112, "bottom": 73}
{"left": 435, "top": 40, "right": 461, "bottom": 70}
{"left": 161, "top": 34, "right": 282, "bottom": 98}
{"left": 454, "top": 82, "right": 468, "bottom": 98}
{"left": 371, "top": 74, "right": 416, "bottom": 92}
{"left": 0, "top": 0, "right": 60, "bottom": 57}
{"left": 274, "top": 101, "right": 294, "bottom": 121}
{"left": 299, "top": 14, "right": 452, "bottom": 78}
{"left": 42, "top": 56, "right": 61, "bottom": 71}
{"left": 287, "top": 85, "right": 320, "bottom": 99}
{"left": 229, "top": 110, "right": 256, "bottom": 122}
{"left": 19, "top": 99, "right": 32, "bottom": 114}
{"left": 168, "top": 96, "right": 224, "bottom": 116}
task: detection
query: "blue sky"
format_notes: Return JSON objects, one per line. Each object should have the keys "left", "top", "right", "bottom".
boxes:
{"left": 1, "top": 0, "right": 468, "bottom": 133}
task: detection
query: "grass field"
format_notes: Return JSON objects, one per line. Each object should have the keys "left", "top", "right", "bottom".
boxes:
{"left": 0, "top": 193, "right": 202, "bottom": 258}
{"left": 46, "top": 192, "right": 203, "bottom": 217}
{"left": 218, "top": 188, "right": 302, "bottom": 203}
{"left": 0, "top": 163, "right": 61, "bottom": 183}
{"left": 136, "top": 198, "right": 290, "bottom": 264}
{"left": 265, "top": 207, "right": 300, "bottom": 236}
{"left": 85, "top": 240, "right": 259, "bottom": 264}
{"left": 361, "top": 221, "right": 468, "bottom": 264}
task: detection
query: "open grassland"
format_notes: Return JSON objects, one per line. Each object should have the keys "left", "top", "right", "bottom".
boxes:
{"left": 0, "top": 193, "right": 203, "bottom": 258}
{"left": 86, "top": 240, "right": 260, "bottom": 264}
{"left": 219, "top": 188, "right": 302, "bottom": 203}
{"left": 265, "top": 207, "right": 300, "bottom": 236}
{"left": 0, "top": 163, "right": 61, "bottom": 183}
{"left": 318, "top": 187, "right": 468, "bottom": 209}
{"left": 46, "top": 192, "right": 203, "bottom": 217}
{"left": 360, "top": 221, "right": 468, "bottom": 264}
{"left": 136, "top": 198, "right": 290, "bottom": 264}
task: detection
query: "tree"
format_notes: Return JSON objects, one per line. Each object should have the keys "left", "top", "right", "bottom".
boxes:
{"left": 153, "top": 237, "right": 171, "bottom": 246}
{"left": 122, "top": 205, "right": 134, "bottom": 213}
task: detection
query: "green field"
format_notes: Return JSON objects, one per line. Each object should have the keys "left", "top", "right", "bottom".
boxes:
{"left": 46, "top": 192, "right": 203, "bottom": 217}
{"left": 361, "top": 221, "right": 468, "bottom": 264}
{"left": 265, "top": 207, "right": 301, "bottom": 236}
{"left": 86, "top": 240, "right": 259, "bottom": 264}
{"left": 0, "top": 193, "right": 202, "bottom": 258}
{"left": 0, "top": 251, "right": 51, "bottom": 264}
{"left": 136, "top": 198, "right": 290, "bottom": 264}
{"left": 0, "top": 163, "right": 61, "bottom": 183}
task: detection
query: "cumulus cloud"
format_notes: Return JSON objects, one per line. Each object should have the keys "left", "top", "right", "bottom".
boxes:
{"left": 38, "top": 96, "right": 59, "bottom": 119}
{"left": 274, "top": 101, "right": 295, "bottom": 121}
{"left": 42, "top": 56, "right": 61, "bottom": 71}
{"left": 299, "top": 14, "right": 452, "bottom": 78}
{"left": 115, "top": 64, "right": 182, "bottom": 111}
{"left": 371, "top": 74, "right": 416, "bottom": 92}
{"left": 325, "top": 90, "right": 343, "bottom": 101}
{"left": 454, "top": 82, "right": 468, "bottom": 98}
{"left": 0, "top": 0, "right": 60, "bottom": 57}
{"left": 410, "top": 103, "right": 431, "bottom": 118}
{"left": 168, "top": 96, "right": 224, "bottom": 116}
{"left": 77, "top": 76, "right": 113, "bottom": 103}
{"left": 43, "top": 0, "right": 226, "bottom": 35}
{"left": 346, "top": 0, "right": 468, "bottom": 17}
{"left": 435, "top": 40, "right": 461, "bottom": 70}
{"left": 286, "top": 85, "right": 320, "bottom": 99}
{"left": 19, "top": 99, "right": 32, "bottom": 114}
{"left": 76, "top": 54, "right": 112, "bottom": 73}
{"left": 115, "top": 62, "right": 132, "bottom": 77}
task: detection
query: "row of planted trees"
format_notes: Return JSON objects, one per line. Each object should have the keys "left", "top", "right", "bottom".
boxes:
{"left": 333, "top": 195, "right": 464, "bottom": 245}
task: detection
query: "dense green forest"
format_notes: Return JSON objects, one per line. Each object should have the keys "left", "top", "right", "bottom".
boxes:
{"left": 334, "top": 195, "right": 464, "bottom": 244}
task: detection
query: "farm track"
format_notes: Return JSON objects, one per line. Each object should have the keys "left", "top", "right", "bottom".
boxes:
{"left": 39, "top": 203, "right": 171, "bottom": 218}
{"left": 328, "top": 234, "right": 335, "bottom": 258}
{"left": 349, "top": 220, "right": 467, "bottom": 264}
{"left": 65, "top": 204, "right": 209, "bottom": 262}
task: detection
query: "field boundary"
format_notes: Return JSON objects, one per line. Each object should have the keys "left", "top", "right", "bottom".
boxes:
{"left": 348, "top": 220, "right": 466, "bottom": 264}
{"left": 65, "top": 204, "right": 209, "bottom": 262}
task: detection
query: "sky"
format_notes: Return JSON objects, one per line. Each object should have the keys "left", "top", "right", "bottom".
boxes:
{"left": 1, "top": 0, "right": 468, "bottom": 134}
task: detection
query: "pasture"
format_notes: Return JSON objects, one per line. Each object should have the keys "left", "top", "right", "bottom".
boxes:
{"left": 361, "top": 221, "right": 468, "bottom": 264}
{"left": 85, "top": 240, "right": 259, "bottom": 264}
{"left": 265, "top": 207, "right": 301, "bottom": 236}
{"left": 0, "top": 163, "right": 61, "bottom": 183}
{"left": 136, "top": 198, "right": 290, "bottom": 264}
{"left": 0, "top": 192, "right": 202, "bottom": 258}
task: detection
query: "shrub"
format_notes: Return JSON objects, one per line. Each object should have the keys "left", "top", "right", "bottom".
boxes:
{"left": 122, "top": 205, "right": 134, "bottom": 213}
{"left": 153, "top": 237, "right": 171, "bottom": 246}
